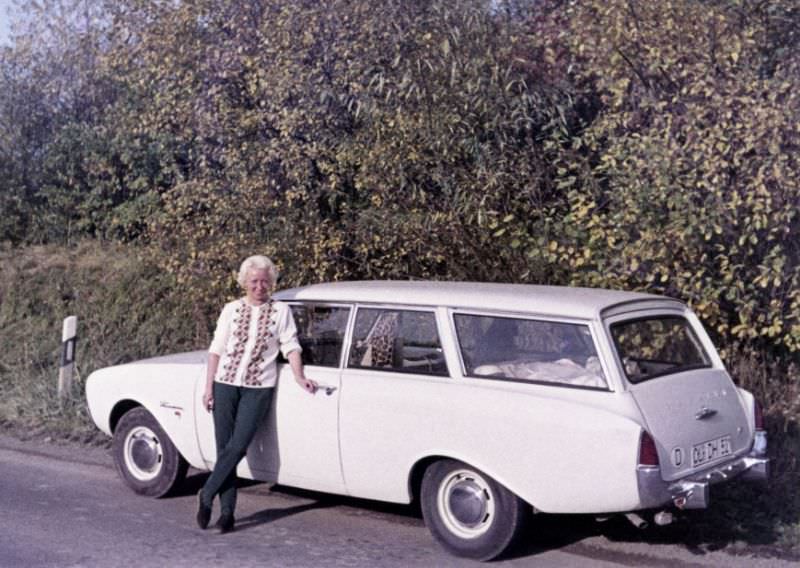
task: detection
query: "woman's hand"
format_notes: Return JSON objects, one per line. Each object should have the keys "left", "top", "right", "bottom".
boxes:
{"left": 204, "top": 354, "right": 220, "bottom": 412}
{"left": 202, "top": 388, "right": 214, "bottom": 412}
{"left": 296, "top": 377, "right": 318, "bottom": 394}
{"left": 288, "top": 350, "right": 316, "bottom": 394}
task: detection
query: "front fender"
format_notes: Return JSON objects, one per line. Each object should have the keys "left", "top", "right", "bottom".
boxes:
{"left": 85, "top": 351, "right": 207, "bottom": 469}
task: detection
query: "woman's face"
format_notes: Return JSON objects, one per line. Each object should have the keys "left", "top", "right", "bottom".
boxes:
{"left": 244, "top": 268, "right": 271, "bottom": 304}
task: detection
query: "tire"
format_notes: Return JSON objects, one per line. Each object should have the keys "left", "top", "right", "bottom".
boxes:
{"left": 112, "top": 407, "right": 188, "bottom": 498}
{"left": 420, "top": 459, "right": 529, "bottom": 561}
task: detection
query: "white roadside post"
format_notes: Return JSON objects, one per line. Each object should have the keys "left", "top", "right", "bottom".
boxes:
{"left": 58, "top": 316, "right": 78, "bottom": 405}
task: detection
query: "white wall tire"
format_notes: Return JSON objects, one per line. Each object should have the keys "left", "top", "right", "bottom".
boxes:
{"left": 421, "top": 459, "right": 529, "bottom": 561}
{"left": 112, "top": 407, "right": 187, "bottom": 498}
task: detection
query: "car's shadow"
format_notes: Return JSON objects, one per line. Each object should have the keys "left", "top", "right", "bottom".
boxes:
{"left": 169, "top": 470, "right": 210, "bottom": 497}
{"left": 234, "top": 501, "right": 334, "bottom": 532}
{"left": 171, "top": 472, "right": 798, "bottom": 562}
{"left": 506, "top": 483, "right": 800, "bottom": 562}
{"left": 167, "top": 472, "right": 333, "bottom": 531}
{"left": 171, "top": 470, "right": 270, "bottom": 498}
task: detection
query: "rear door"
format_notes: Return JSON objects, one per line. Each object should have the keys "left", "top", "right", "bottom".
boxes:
{"left": 338, "top": 305, "right": 451, "bottom": 502}
{"left": 606, "top": 311, "right": 752, "bottom": 481}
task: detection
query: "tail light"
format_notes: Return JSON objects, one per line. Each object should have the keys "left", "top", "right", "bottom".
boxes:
{"left": 638, "top": 431, "right": 660, "bottom": 467}
{"left": 754, "top": 398, "right": 764, "bottom": 430}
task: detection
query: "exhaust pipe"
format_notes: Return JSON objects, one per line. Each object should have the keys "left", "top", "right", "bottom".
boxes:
{"left": 624, "top": 512, "right": 649, "bottom": 529}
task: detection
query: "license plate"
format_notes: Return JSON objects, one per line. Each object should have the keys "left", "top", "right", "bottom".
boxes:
{"left": 691, "top": 435, "right": 732, "bottom": 467}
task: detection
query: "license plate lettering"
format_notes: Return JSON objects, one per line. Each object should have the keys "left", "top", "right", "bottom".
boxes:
{"left": 691, "top": 435, "right": 732, "bottom": 467}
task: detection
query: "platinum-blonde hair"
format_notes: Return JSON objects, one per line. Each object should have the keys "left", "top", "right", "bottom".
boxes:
{"left": 236, "top": 255, "right": 279, "bottom": 288}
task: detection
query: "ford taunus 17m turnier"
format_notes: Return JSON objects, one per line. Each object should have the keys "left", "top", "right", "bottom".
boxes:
{"left": 87, "top": 281, "right": 769, "bottom": 561}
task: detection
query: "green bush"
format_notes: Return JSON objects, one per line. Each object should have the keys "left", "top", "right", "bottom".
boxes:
{"left": 540, "top": 0, "right": 800, "bottom": 353}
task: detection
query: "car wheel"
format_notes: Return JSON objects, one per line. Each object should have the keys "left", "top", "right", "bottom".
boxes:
{"left": 421, "top": 459, "right": 529, "bottom": 561}
{"left": 112, "top": 407, "right": 187, "bottom": 498}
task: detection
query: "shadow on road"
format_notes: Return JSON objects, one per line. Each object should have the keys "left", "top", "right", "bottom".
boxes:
{"left": 270, "top": 484, "right": 800, "bottom": 563}
{"left": 167, "top": 470, "right": 211, "bottom": 498}
{"left": 235, "top": 502, "right": 334, "bottom": 532}
{"left": 169, "top": 470, "right": 276, "bottom": 499}
{"left": 504, "top": 487, "right": 800, "bottom": 563}
{"left": 270, "top": 484, "right": 423, "bottom": 525}
{"left": 167, "top": 468, "right": 799, "bottom": 562}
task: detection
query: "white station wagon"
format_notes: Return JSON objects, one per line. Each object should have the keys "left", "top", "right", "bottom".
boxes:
{"left": 86, "top": 281, "right": 769, "bottom": 560}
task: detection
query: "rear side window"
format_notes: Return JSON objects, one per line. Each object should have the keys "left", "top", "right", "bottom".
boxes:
{"left": 348, "top": 308, "right": 448, "bottom": 376}
{"left": 289, "top": 304, "right": 351, "bottom": 367}
{"left": 454, "top": 314, "right": 607, "bottom": 389}
{"left": 610, "top": 316, "right": 711, "bottom": 383}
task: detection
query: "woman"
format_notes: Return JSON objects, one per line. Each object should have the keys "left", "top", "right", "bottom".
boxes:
{"left": 196, "top": 255, "right": 316, "bottom": 533}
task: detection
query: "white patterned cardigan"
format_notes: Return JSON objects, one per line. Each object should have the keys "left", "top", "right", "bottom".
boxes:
{"left": 209, "top": 299, "right": 302, "bottom": 388}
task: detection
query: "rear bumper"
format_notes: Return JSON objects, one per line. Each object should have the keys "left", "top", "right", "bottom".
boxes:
{"left": 637, "top": 431, "right": 769, "bottom": 510}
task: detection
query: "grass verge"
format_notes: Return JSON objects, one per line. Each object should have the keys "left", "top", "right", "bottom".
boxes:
{"left": 0, "top": 240, "right": 206, "bottom": 441}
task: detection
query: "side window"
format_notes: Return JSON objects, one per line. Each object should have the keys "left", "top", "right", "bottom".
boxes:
{"left": 348, "top": 308, "right": 448, "bottom": 376}
{"left": 289, "top": 304, "right": 351, "bottom": 367}
{"left": 454, "top": 313, "right": 607, "bottom": 389}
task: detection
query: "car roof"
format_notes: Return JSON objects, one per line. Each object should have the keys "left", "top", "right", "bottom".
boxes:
{"left": 274, "top": 281, "right": 683, "bottom": 320}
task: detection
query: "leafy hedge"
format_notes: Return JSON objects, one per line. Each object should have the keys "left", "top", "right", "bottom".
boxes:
{"left": 1, "top": 1, "right": 797, "bottom": 354}
{"left": 0, "top": 2, "right": 798, "bottom": 396}
{"left": 544, "top": 0, "right": 800, "bottom": 352}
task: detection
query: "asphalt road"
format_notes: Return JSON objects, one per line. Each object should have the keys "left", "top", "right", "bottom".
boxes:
{"left": 0, "top": 434, "right": 793, "bottom": 568}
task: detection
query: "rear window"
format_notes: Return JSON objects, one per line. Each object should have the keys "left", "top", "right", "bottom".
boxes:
{"left": 610, "top": 316, "right": 711, "bottom": 383}
{"left": 454, "top": 314, "right": 607, "bottom": 389}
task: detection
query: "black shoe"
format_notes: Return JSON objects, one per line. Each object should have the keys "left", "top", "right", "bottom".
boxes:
{"left": 196, "top": 490, "right": 212, "bottom": 530}
{"left": 216, "top": 511, "right": 235, "bottom": 534}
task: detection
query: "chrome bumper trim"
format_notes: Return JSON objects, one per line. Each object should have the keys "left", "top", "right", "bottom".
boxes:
{"left": 740, "top": 456, "right": 769, "bottom": 483}
{"left": 637, "top": 452, "right": 770, "bottom": 510}
{"left": 669, "top": 480, "right": 709, "bottom": 509}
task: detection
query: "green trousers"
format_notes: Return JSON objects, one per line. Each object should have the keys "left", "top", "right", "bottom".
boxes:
{"left": 201, "top": 382, "right": 274, "bottom": 515}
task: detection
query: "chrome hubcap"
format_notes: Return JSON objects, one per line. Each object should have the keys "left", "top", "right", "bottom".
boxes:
{"left": 123, "top": 426, "right": 163, "bottom": 481}
{"left": 437, "top": 469, "right": 495, "bottom": 539}
{"left": 450, "top": 482, "right": 487, "bottom": 525}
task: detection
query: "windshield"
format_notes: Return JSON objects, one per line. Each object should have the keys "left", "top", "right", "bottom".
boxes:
{"left": 610, "top": 316, "right": 711, "bottom": 383}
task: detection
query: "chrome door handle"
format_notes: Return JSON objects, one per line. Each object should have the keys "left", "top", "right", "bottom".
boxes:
{"left": 695, "top": 406, "right": 717, "bottom": 420}
{"left": 316, "top": 383, "right": 338, "bottom": 396}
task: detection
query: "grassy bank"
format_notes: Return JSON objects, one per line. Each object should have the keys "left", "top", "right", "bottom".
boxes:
{"left": 0, "top": 241, "right": 204, "bottom": 441}
{"left": 0, "top": 241, "right": 797, "bottom": 556}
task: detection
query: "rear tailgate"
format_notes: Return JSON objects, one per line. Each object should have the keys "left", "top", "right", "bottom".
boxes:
{"left": 630, "top": 368, "right": 752, "bottom": 481}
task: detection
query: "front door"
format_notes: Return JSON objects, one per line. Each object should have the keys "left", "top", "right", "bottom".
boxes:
{"left": 242, "top": 363, "right": 344, "bottom": 493}
{"left": 194, "top": 303, "right": 350, "bottom": 494}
